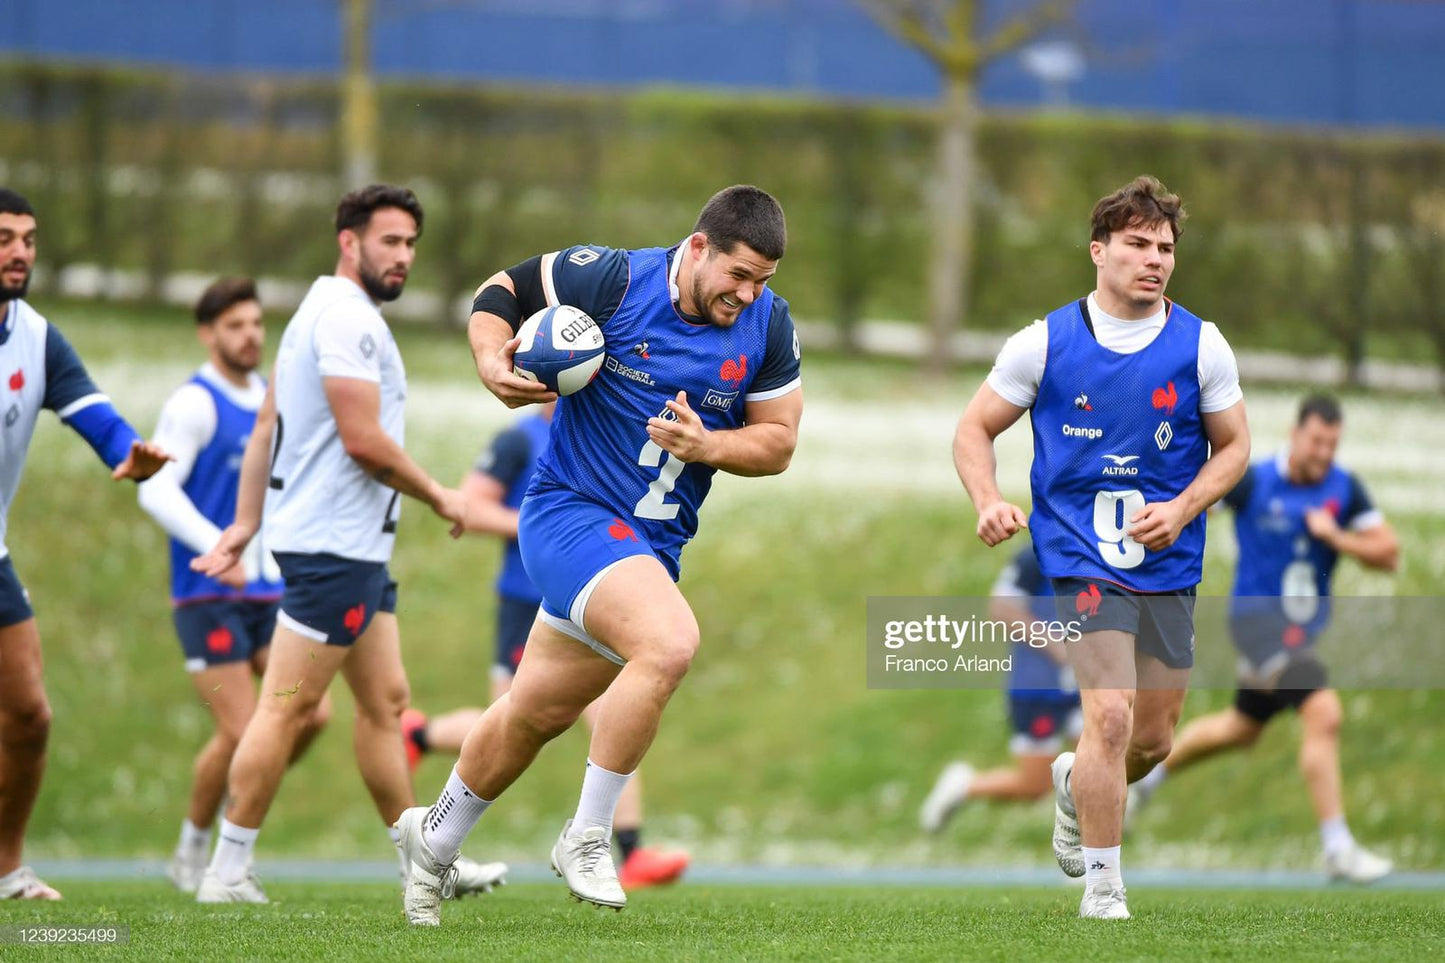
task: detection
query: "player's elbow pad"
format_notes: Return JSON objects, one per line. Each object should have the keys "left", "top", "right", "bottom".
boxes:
{"left": 63, "top": 399, "right": 141, "bottom": 469}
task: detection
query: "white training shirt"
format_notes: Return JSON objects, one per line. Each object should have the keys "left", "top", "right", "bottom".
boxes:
{"left": 264, "top": 276, "right": 407, "bottom": 563}
{"left": 136, "top": 363, "right": 280, "bottom": 582}
{"left": 987, "top": 292, "right": 1244, "bottom": 413}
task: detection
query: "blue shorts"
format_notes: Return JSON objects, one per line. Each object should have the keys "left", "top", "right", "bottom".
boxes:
{"left": 518, "top": 487, "right": 663, "bottom": 627}
{"left": 1052, "top": 577, "right": 1197, "bottom": 670}
{"left": 494, "top": 594, "right": 541, "bottom": 677}
{"left": 1007, "top": 692, "right": 1083, "bottom": 754}
{"left": 173, "top": 599, "right": 279, "bottom": 672}
{"left": 273, "top": 552, "right": 397, "bottom": 646}
{"left": 0, "top": 556, "right": 34, "bottom": 628}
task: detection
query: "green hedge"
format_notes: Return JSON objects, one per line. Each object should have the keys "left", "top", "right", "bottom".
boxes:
{"left": 2, "top": 60, "right": 1443, "bottom": 369}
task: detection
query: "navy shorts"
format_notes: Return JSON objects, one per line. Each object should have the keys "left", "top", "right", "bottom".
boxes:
{"left": 518, "top": 486, "right": 664, "bottom": 626}
{"left": 274, "top": 552, "right": 397, "bottom": 646}
{"left": 173, "top": 599, "right": 279, "bottom": 672}
{"left": 0, "top": 556, "right": 34, "bottom": 628}
{"left": 1052, "top": 577, "right": 1198, "bottom": 670}
{"left": 1007, "top": 691, "right": 1083, "bottom": 754}
{"left": 1235, "top": 653, "right": 1330, "bottom": 724}
{"left": 493, "top": 594, "right": 541, "bottom": 677}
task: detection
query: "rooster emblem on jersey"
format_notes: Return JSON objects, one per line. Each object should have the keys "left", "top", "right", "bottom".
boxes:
{"left": 1151, "top": 381, "right": 1178, "bottom": 415}
{"left": 719, "top": 354, "right": 747, "bottom": 386}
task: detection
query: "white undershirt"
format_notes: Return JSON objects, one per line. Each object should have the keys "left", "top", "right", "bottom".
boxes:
{"left": 986, "top": 292, "right": 1243, "bottom": 413}
{"left": 138, "top": 363, "right": 265, "bottom": 563}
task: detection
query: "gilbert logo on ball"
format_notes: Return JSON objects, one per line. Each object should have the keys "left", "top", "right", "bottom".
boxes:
{"left": 513, "top": 305, "right": 607, "bottom": 395}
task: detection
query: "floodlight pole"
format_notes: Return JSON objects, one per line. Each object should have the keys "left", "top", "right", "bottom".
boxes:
{"left": 341, "top": 0, "right": 379, "bottom": 188}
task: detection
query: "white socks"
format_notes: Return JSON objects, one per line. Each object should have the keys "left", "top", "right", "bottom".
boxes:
{"left": 1083, "top": 845, "right": 1123, "bottom": 888}
{"left": 571, "top": 759, "right": 634, "bottom": 836}
{"left": 422, "top": 766, "right": 493, "bottom": 864}
{"left": 1320, "top": 816, "right": 1355, "bottom": 856}
{"left": 209, "top": 819, "right": 259, "bottom": 886}
{"left": 178, "top": 819, "right": 211, "bottom": 854}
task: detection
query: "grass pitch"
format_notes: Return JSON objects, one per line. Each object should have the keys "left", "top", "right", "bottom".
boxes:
{"left": 0, "top": 881, "right": 1440, "bottom": 962}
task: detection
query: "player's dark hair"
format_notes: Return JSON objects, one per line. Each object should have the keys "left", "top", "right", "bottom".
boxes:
{"left": 0, "top": 188, "right": 36, "bottom": 218}
{"left": 335, "top": 184, "right": 424, "bottom": 236}
{"left": 1090, "top": 175, "right": 1186, "bottom": 243}
{"left": 194, "top": 276, "right": 258, "bottom": 326}
{"left": 1297, "top": 394, "right": 1343, "bottom": 426}
{"left": 694, "top": 185, "right": 786, "bottom": 261}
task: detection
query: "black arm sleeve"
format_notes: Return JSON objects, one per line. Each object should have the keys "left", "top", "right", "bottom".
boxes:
{"left": 505, "top": 255, "right": 548, "bottom": 318}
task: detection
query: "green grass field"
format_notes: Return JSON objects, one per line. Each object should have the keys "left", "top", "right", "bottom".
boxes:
{"left": 0, "top": 882, "right": 1441, "bottom": 962}
{"left": 7, "top": 298, "right": 1444, "bottom": 890}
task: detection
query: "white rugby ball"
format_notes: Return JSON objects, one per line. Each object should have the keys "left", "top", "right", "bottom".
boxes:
{"left": 512, "top": 305, "right": 606, "bottom": 395}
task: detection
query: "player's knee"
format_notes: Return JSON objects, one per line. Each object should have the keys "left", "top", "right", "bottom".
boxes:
{"left": 1129, "top": 731, "right": 1173, "bottom": 769}
{"left": 633, "top": 629, "right": 699, "bottom": 686}
{"left": 304, "top": 697, "right": 334, "bottom": 737}
{"left": 0, "top": 696, "right": 51, "bottom": 747}
{"left": 357, "top": 683, "right": 409, "bottom": 729}
{"left": 1302, "top": 694, "right": 1341, "bottom": 739}
{"left": 1088, "top": 700, "right": 1133, "bottom": 753}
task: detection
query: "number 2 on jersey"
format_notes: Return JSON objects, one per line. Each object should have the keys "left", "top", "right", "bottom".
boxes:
{"left": 1093, "top": 489, "right": 1146, "bottom": 569}
{"left": 634, "top": 439, "right": 683, "bottom": 520}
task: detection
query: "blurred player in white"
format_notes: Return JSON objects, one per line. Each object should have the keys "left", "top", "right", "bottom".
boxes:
{"left": 1131, "top": 395, "right": 1398, "bottom": 882}
{"left": 954, "top": 176, "right": 1249, "bottom": 918}
{"left": 191, "top": 185, "right": 502, "bottom": 903}
{"left": 920, "top": 543, "right": 1080, "bottom": 831}
{"left": 138, "top": 277, "right": 332, "bottom": 892}
{"left": 0, "top": 187, "right": 170, "bottom": 900}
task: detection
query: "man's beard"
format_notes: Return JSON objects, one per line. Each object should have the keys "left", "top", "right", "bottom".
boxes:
{"left": 216, "top": 345, "right": 259, "bottom": 376}
{"left": 358, "top": 261, "right": 404, "bottom": 303}
{"left": 0, "top": 269, "right": 31, "bottom": 302}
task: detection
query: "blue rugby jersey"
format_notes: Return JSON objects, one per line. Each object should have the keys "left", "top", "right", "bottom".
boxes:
{"left": 527, "top": 244, "right": 801, "bottom": 576}
{"left": 1028, "top": 299, "right": 1209, "bottom": 591}
{"left": 476, "top": 412, "right": 551, "bottom": 604}
{"left": 169, "top": 372, "right": 284, "bottom": 604}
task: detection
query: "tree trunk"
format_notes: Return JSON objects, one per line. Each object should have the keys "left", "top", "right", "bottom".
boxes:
{"left": 926, "top": 75, "right": 979, "bottom": 375}
{"left": 341, "top": 0, "right": 378, "bottom": 188}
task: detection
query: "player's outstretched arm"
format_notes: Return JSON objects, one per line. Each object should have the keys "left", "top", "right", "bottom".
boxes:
{"left": 955, "top": 383, "right": 1030, "bottom": 546}
{"left": 468, "top": 271, "right": 557, "bottom": 408}
{"left": 1128, "top": 399, "right": 1251, "bottom": 552}
{"left": 323, "top": 375, "right": 468, "bottom": 535}
{"left": 647, "top": 389, "right": 801, "bottom": 477}
{"left": 110, "top": 440, "right": 173, "bottom": 481}
{"left": 459, "top": 470, "right": 520, "bottom": 538}
{"left": 1304, "top": 511, "right": 1400, "bottom": 572}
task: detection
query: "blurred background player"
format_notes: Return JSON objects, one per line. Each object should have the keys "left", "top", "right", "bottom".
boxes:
{"left": 0, "top": 187, "right": 170, "bottom": 900}
{"left": 1130, "top": 394, "right": 1399, "bottom": 882}
{"left": 138, "top": 277, "right": 332, "bottom": 892}
{"left": 191, "top": 185, "right": 502, "bottom": 903}
{"left": 395, "top": 184, "right": 801, "bottom": 925}
{"left": 402, "top": 400, "right": 689, "bottom": 890}
{"left": 954, "top": 176, "right": 1249, "bottom": 919}
{"left": 920, "top": 542, "right": 1080, "bottom": 831}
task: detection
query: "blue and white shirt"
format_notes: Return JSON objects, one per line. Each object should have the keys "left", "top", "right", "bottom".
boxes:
{"left": 1, "top": 298, "right": 142, "bottom": 561}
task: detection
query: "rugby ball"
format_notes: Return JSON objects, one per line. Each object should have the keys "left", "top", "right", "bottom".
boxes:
{"left": 512, "top": 305, "right": 606, "bottom": 395}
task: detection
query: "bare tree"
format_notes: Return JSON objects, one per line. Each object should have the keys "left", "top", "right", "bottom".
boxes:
{"left": 864, "top": 0, "right": 1071, "bottom": 372}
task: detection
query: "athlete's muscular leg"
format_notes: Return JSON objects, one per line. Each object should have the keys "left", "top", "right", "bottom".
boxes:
{"left": 250, "top": 645, "right": 332, "bottom": 764}
{"left": 1298, "top": 688, "right": 1345, "bottom": 823}
{"left": 341, "top": 613, "right": 414, "bottom": 825}
{"left": 1157, "top": 706, "right": 1263, "bottom": 776}
{"left": 456, "top": 625, "right": 620, "bottom": 799}
{"left": 1068, "top": 629, "right": 1137, "bottom": 849}
{"left": 187, "top": 662, "right": 259, "bottom": 829}
{"left": 968, "top": 753, "right": 1057, "bottom": 801}
{"left": 1127, "top": 655, "right": 1191, "bottom": 782}
{"left": 0, "top": 619, "right": 49, "bottom": 875}
{"left": 581, "top": 556, "right": 700, "bottom": 775}
{"left": 224, "top": 627, "right": 348, "bottom": 828}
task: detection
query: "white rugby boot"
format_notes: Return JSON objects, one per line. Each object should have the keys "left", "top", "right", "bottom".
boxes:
{"left": 1051, "top": 751, "right": 1084, "bottom": 877}
{"left": 551, "top": 819, "right": 626, "bottom": 910}
{"left": 395, "top": 806, "right": 458, "bottom": 926}
{"left": 195, "top": 868, "right": 268, "bottom": 903}
{"left": 919, "top": 762, "right": 974, "bottom": 833}
{"left": 453, "top": 855, "right": 508, "bottom": 896}
{"left": 1326, "top": 843, "right": 1393, "bottom": 883}
{"left": 0, "top": 865, "right": 62, "bottom": 900}
{"left": 167, "top": 846, "right": 208, "bottom": 893}
{"left": 1079, "top": 880, "right": 1130, "bottom": 919}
